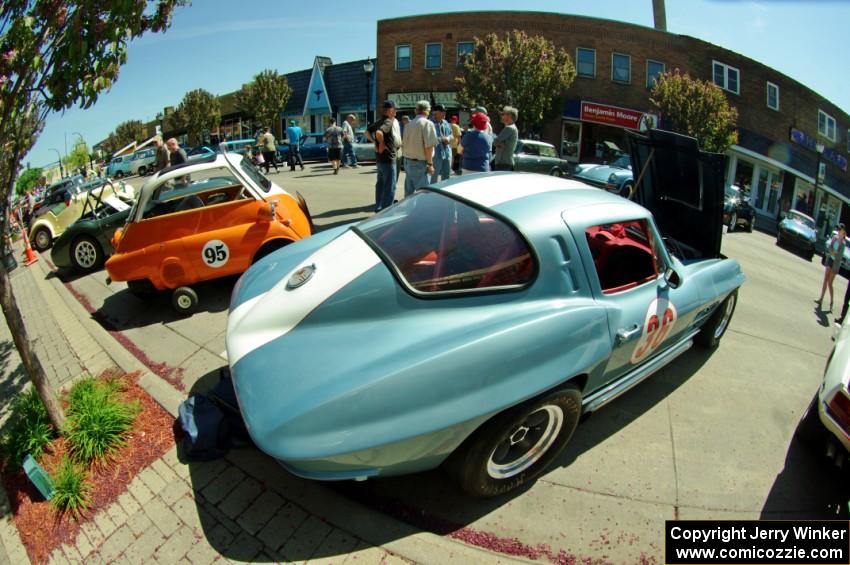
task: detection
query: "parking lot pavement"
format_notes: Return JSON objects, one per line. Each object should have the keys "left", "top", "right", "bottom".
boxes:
{"left": 11, "top": 164, "right": 850, "bottom": 563}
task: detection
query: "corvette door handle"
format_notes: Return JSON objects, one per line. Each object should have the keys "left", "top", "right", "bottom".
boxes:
{"left": 616, "top": 324, "right": 641, "bottom": 344}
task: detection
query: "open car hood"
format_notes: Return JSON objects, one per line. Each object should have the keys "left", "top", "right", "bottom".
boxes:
{"left": 627, "top": 129, "right": 725, "bottom": 259}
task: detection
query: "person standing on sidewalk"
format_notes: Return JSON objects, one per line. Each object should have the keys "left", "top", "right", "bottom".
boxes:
{"left": 402, "top": 100, "right": 438, "bottom": 197}
{"left": 430, "top": 104, "right": 452, "bottom": 183}
{"left": 450, "top": 116, "right": 462, "bottom": 173}
{"left": 155, "top": 136, "right": 170, "bottom": 172}
{"left": 259, "top": 127, "right": 279, "bottom": 174}
{"left": 324, "top": 117, "right": 345, "bottom": 175}
{"left": 341, "top": 115, "right": 359, "bottom": 169}
{"left": 493, "top": 106, "right": 519, "bottom": 171}
{"left": 460, "top": 113, "right": 494, "bottom": 174}
{"left": 818, "top": 223, "right": 846, "bottom": 311}
{"left": 285, "top": 120, "right": 304, "bottom": 171}
{"left": 166, "top": 138, "right": 187, "bottom": 166}
{"left": 366, "top": 100, "right": 400, "bottom": 212}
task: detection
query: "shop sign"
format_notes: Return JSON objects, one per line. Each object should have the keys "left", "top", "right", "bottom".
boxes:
{"left": 581, "top": 101, "right": 657, "bottom": 131}
{"left": 789, "top": 127, "right": 848, "bottom": 172}
{"left": 388, "top": 92, "right": 458, "bottom": 108}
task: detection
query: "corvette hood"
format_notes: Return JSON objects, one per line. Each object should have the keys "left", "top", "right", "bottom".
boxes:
{"left": 627, "top": 129, "right": 725, "bottom": 258}
{"left": 779, "top": 220, "right": 816, "bottom": 239}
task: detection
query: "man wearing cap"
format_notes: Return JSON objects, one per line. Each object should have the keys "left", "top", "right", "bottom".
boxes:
{"left": 402, "top": 100, "right": 438, "bottom": 197}
{"left": 366, "top": 100, "right": 401, "bottom": 212}
{"left": 493, "top": 106, "right": 519, "bottom": 171}
{"left": 472, "top": 106, "right": 493, "bottom": 135}
{"left": 285, "top": 120, "right": 304, "bottom": 171}
{"left": 431, "top": 104, "right": 452, "bottom": 183}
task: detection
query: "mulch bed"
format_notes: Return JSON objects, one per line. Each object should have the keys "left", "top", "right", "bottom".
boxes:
{"left": 1, "top": 370, "right": 176, "bottom": 564}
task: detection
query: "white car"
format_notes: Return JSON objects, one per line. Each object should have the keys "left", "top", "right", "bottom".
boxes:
{"left": 798, "top": 319, "right": 850, "bottom": 467}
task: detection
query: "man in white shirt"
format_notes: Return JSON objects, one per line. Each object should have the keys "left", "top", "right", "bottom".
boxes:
{"left": 341, "top": 115, "right": 359, "bottom": 168}
{"left": 402, "top": 100, "right": 438, "bottom": 198}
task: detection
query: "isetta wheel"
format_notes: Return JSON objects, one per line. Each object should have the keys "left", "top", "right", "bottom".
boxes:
{"left": 171, "top": 286, "right": 199, "bottom": 315}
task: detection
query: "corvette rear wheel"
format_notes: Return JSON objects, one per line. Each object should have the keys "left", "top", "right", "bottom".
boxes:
{"left": 695, "top": 289, "right": 738, "bottom": 348}
{"left": 446, "top": 385, "right": 581, "bottom": 497}
{"left": 619, "top": 181, "right": 634, "bottom": 200}
{"left": 172, "top": 286, "right": 198, "bottom": 315}
{"left": 71, "top": 236, "right": 104, "bottom": 273}
{"left": 549, "top": 168, "right": 563, "bottom": 177}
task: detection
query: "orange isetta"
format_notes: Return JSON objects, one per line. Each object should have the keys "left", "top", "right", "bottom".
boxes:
{"left": 105, "top": 153, "right": 313, "bottom": 314}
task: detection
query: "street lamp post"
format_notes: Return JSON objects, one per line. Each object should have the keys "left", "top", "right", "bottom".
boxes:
{"left": 49, "top": 148, "right": 64, "bottom": 178}
{"left": 814, "top": 141, "right": 826, "bottom": 239}
{"left": 363, "top": 57, "right": 374, "bottom": 125}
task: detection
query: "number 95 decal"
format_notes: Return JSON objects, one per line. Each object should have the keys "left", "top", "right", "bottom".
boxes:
{"left": 202, "top": 240, "right": 229, "bottom": 269}
{"left": 630, "top": 298, "right": 677, "bottom": 364}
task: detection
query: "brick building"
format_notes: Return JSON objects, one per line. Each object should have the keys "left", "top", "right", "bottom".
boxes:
{"left": 377, "top": 11, "right": 850, "bottom": 232}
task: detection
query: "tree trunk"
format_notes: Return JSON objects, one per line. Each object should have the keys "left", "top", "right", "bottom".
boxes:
{"left": 0, "top": 207, "right": 66, "bottom": 429}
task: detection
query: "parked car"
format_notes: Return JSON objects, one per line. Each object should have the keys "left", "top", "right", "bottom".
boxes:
{"left": 277, "top": 134, "right": 329, "bottom": 163}
{"left": 797, "top": 317, "right": 850, "bottom": 469}
{"left": 225, "top": 129, "right": 744, "bottom": 497}
{"left": 570, "top": 154, "right": 634, "bottom": 199}
{"left": 106, "top": 154, "right": 133, "bottom": 178}
{"left": 723, "top": 184, "right": 755, "bottom": 232}
{"left": 104, "top": 153, "right": 314, "bottom": 314}
{"left": 129, "top": 148, "right": 157, "bottom": 176}
{"left": 777, "top": 209, "right": 817, "bottom": 260}
{"left": 29, "top": 179, "right": 131, "bottom": 252}
{"left": 187, "top": 146, "right": 216, "bottom": 161}
{"left": 50, "top": 181, "right": 136, "bottom": 273}
{"left": 352, "top": 134, "right": 376, "bottom": 163}
{"left": 32, "top": 174, "right": 85, "bottom": 217}
{"left": 513, "top": 140, "right": 572, "bottom": 177}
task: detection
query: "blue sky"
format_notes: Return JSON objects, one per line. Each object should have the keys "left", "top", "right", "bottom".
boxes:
{"left": 28, "top": 0, "right": 849, "bottom": 169}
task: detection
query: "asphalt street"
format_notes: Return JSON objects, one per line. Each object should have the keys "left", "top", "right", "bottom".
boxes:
{"left": 45, "top": 163, "right": 850, "bottom": 563}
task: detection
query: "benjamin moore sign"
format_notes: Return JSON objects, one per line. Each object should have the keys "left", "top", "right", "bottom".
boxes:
{"left": 789, "top": 127, "right": 848, "bottom": 172}
{"left": 581, "top": 101, "right": 657, "bottom": 131}
{"left": 388, "top": 92, "right": 459, "bottom": 108}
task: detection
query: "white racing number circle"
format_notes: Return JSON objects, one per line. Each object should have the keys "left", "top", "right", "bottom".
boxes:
{"left": 202, "top": 240, "right": 229, "bottom": 269}
{"left": 630, "top": 297, "right": 678, "bottom": 364}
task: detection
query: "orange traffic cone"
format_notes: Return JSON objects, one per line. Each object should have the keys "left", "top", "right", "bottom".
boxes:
{"left": 20, "top": 227, "right": 38, "bottom": 266}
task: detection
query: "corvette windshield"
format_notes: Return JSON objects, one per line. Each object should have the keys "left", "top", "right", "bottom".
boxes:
{"left": 357, "top": 192, "right": 535, "bottom": 293}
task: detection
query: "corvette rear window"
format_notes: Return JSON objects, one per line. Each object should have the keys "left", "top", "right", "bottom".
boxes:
{"left": 357, "top": 192, "right": 534, "bottom": 293}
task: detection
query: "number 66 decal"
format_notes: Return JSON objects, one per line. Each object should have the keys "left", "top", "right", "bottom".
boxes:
{"left": 630, "top": 298, "right": 677, "bottom": 364}
{"left": 202, "top": 240, "right": 229, "bottom": 269}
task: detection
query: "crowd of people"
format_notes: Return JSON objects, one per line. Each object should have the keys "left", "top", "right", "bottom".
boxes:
{"left": 363, "top": 100, "right": 520, "bottom": 213}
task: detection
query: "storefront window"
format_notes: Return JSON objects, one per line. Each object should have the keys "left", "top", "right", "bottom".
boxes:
{"left": 794, "top": 178, "right": 815, "bottom": 216}
{"left": 732, "top": 159, "right": 754, "bottom": 200}
{"left": 560, "top": 120, "right": 581, "bottom": 162}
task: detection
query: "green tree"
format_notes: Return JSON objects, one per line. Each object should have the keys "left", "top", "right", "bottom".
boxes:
{"left": 172, "top": 88, "right": 220, "bottom": 145}
{"left": 0, "top": 0, "right": 186, "bottom": 428}
{"left": 650, "top": 69, "right": 739, "bottom": 153}
{"left": 15, "top": 167, "right": 42, "bottom": 195}
{"left": 64, "top": 141, "right": 89, "bottom": 172}
{"left": 107, "top": 119, "right": 146, "bottom": 153}
{"left": 455, "top": 30, "right": 576, "bottom": 133}
{"left": 236, "top": 69, "right": 292, "bottom": 137}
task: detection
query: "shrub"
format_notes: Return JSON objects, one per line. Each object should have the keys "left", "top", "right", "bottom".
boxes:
{"left": 1, "top": 388, "right": 55, "bottom": 469}
{"left": 64, "top": 377, "right": 139, "bottom": 464}
{"left": 50, "top": 456, "right": 90, "bottom": 518}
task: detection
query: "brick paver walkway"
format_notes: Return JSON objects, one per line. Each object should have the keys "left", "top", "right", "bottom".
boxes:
{"left": 0, "top": 244, "right": 415, "bottom": 564}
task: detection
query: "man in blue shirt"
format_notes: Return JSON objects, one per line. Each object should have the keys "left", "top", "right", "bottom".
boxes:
{"left": 285, "top": 120, "right": 304, "bottom": 171}
{"left": 431, "top": 104, "right": 452, "bottom": 183}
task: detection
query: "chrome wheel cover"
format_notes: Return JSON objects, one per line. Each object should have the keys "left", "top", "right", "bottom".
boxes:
{"left": 35, "top": 230, "right": 49, "bottom": 249}
{"left": 176, "top": 294, "right": 193, "bottom": 310}
{"left": 486, "top": 405, "right": 564, "bottom": 479}
{"left": 73, "top": 240, "right": 98, "bottom": 268}
{"left": 714, "top": 294, "right": 736, "bottom": 339}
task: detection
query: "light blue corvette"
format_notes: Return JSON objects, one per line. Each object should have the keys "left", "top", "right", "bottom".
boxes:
{"left": 225, "top": 129, "right": 745, "bottom": 497}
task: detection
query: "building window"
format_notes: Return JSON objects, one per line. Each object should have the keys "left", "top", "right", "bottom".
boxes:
{"left": 712, "top": 61, "right": 739, "bottom": 94}
{"left": 425, "top": 43, "right": 442, "bottom": 69}
{"left": 818, "top": 109, "right": 836, "bottom": 141}
{"left": 646, "top": 60, "right": 665, "bottom": 89}
{"left": 766, "top": 82, "right": 779, "bottom": 111}
{"left": 395, "top": 44, "right": 411, "bottom": 71}
{"left": 576, "top": 48, "right": 596, "bottom": 78}
{"left": 612, "top": 53, "right": 631, "bottom": 84}
{"left": 457, "top": 41, "right": 474, "bottom": 67}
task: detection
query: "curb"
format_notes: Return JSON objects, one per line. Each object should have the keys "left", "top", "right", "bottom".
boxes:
{"left": 32, "top": 258, "right": 523, "bottom": 564}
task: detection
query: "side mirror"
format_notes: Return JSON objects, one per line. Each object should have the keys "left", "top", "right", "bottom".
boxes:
{"left": 663, "top": 267, "right": 681, "bottom": 289}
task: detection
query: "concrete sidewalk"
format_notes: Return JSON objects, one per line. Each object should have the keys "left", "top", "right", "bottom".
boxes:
{"left": 0, "top": 243, "right": 506, "bottom": 564}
